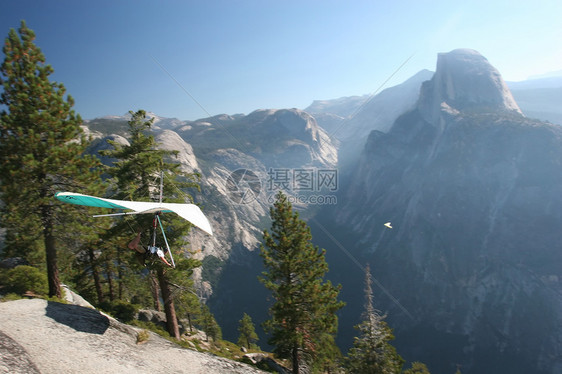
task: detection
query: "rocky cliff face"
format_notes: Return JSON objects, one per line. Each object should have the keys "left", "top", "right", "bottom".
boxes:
{"left": 181, "top": 108, "right": 337, "bottom": 168}
{"left": 332, "top": 49, "right": 562, "bottom": 373}
{"left": 418, "top": 49, "right": 521, "bottom": 125}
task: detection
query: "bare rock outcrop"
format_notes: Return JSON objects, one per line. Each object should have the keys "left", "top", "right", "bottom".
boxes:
{"left": 0, "top": 299, "right": 265, "bottom": 374}
{"left": 156, "top": 130, "right": 200, "bottom": 172}
{"left": 418, "top": 48, "right": 522, "bottom": 126}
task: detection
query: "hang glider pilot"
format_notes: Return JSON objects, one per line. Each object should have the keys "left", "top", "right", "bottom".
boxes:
{"left": 128, "top": 231, "right": 172, "bottom": 267}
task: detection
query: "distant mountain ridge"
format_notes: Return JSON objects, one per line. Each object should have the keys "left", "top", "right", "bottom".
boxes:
{"left": 507, "top": 77, "right": 562, "bottom": 125}
{"left": 304, "top": 67, "right": 562, "bottom": 134}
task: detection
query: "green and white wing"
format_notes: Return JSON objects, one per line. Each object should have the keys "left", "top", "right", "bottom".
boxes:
{"left": 55, "top": 192, "right": 212, "bottom": 235}
{"left": 159, "top": 202, "right": 213, "bottom": 236}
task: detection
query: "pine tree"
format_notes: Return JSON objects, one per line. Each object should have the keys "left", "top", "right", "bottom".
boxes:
{"left": 173, "top": 279, "right": 202, "bottom": 334}
{"left": 237, "top": 312, "right": 259, "bottom": 349}
{"left": 345, "top": 264, "right": 404, "bottom": 373}
{"left": 101, "top": 109, "right": 201, "bottom": 338}
{"left": 260, "top": 191, "right": 344, "bottom": 374}
{"left": 58, "top": 211, "right": 112, "bottom": 303}
{"left": 199, "top": 304, "right": 222, "bottom": 342}
{"left": 0, "top": 21, "right": 103, "bottom": 297}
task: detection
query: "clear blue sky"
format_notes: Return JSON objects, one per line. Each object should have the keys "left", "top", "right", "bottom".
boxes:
{"left": 2, "top": 0, "right": 561, "bottom": 120}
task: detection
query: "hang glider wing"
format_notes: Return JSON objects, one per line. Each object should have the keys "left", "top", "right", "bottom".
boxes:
{"left": 55, "top": 192, "right": 213, "bottom": 235}
{"left": 159, "top": 202, "right": 213, "bottom": 236}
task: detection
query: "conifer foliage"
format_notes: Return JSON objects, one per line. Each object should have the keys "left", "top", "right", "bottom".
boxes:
{"left": 0, "top": 21, "right": 102, "bottom": 297}
{"left": 260, "top": 191, "right": 344, "bottom": 374}
{"left": 237, "top": 312, "right": 259, "bottom": 349}
{"left": 199, "top": 304, "right": 222, "bottom": 342}
{"left": 345, "top": 264, "right": 404, "bottom": 373}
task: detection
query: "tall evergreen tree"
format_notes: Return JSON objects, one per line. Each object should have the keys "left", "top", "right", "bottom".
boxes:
{"left": 101, "top": 109, "right": 201, "bottom": 338}
{"left": 345, "top": 264, "right": 404, "bottom": 373}
{"left": 260, "top": 191, "right": 344, "bottom": 374}
{"left": 237, "top": 312, "right": 259, "bottom": 349}
{"left": 0, "top": 21, "right": 103, "bottom": 297}
{"left": 199, "top": 304, "right": 222, "bottom": 342}
{"left": 170, "top": 268, "right": 203, "bottom": 333}
{"left": 58, "top": 210, "right": 111, "bottom": 303}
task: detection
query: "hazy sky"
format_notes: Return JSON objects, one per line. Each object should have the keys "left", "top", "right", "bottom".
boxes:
{"left": 2, "top": 0, "right": 561, "bottom": 120}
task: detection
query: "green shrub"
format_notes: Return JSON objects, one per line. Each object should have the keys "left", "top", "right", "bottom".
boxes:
{"left": 112, "top": 301, "right": 138, "bottom": 322}
{"left": 3, "top": 265, "right": 48, "bottom": 295}
{"left": 99, "top": 300, "right": 139, "bottom": 322}
{"left": 1, "top": 293, "right": 22, "bottom": 301}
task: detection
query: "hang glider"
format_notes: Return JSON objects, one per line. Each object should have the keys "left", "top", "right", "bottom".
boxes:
{"left": 384, "top": 222, "right": 392, "bottom": 229}
{"left": 55, "top": 191, "right": 213, "bottom": 236}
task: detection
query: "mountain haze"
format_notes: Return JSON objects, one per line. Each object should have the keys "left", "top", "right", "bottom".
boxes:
{"left": 328, "top": 49, "right": 562, "bottom": 374}
{"left": 508, "top": 77, "right": 562, "bottom": 125}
